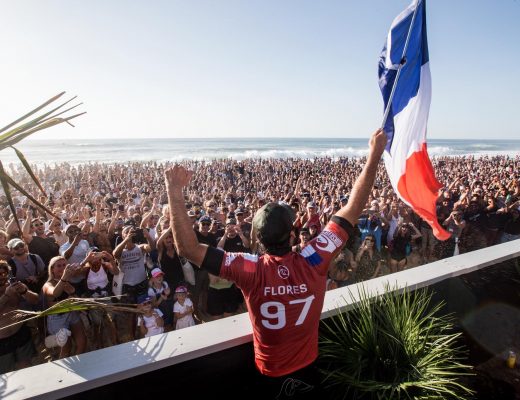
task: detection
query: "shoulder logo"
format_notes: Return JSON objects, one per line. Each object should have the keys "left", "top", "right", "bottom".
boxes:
{"left": 315, "top": 230, "right": 343, "bottom": 253}
{"left": 277, "top": 265, "right": 290, "bottom": 279}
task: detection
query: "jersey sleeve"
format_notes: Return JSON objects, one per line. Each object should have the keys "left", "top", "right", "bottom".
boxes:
{"left": 201, "top": 246, "right": 258, "bottom": 291}
{"left": 300, "top": 216, "right": 353, "bottom": 275}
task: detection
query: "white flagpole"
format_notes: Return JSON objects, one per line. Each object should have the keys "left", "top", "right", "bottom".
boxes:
{"left": 381, "top": 0, "right": 422, "bottom": 129}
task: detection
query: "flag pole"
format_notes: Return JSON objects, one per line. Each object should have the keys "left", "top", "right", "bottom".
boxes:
{"left": 381, "top": 0, "right": 422, "bottom": 129}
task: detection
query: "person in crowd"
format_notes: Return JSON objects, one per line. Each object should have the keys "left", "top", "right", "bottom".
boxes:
{"left": 0, "top": 230, "right": 11, "bottom": 261}
{"left": 355, "top": 234, "right": 383, "bottom": 281}
{"left": 173, "top": 285, "right": 195, "bottom": 330}
{"left": 292, "top": 227, "right": 311, "bottom": 253}
{"left": 148, "top": 267, "right": 173, "bottom": 330}
{"left": 136, "top": 295, "right": 164, "bottom": 338}
{"left": 0, "top": 261, "right": 39, "bottom": 373}
{"left": 59, "top": 224, "right": 90, "bottom": 296}
{"left": 7, "top": 238, "right": 46, "bottom": 295}
{"left": 388, "top": 222, "right": 421, "bottom": 273}
{"left": 22, "top": 217, "right": 59, "bottom": 267}
{"left": 156, "top": 228, "right": 184, "bottom": 291}
{"left": 164, "top": 128, "right": 386, "bottom": 397}
{"left": 327, "top": 248, "right": 357, "bottom": 289}
{"left": 113, "top": 225, "right": 154, "bottom": 340}
{"left": 83, "top": 248, "right": 119, "bottom": 348}
{"left": 42, "top": 256, "right": 87, "bottom": 359}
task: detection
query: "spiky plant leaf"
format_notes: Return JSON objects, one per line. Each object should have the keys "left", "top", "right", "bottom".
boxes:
{"left": 0, "top": 167, "right": 58, "bottom": 219}
{"left": 0, "top": 161, "right": 23, "bottom": 233}
{"left": 10, "top": 146, "right": 46, "bottom": 196}
{"left": 0, "top": 92, "right": 65, "bottom": 138}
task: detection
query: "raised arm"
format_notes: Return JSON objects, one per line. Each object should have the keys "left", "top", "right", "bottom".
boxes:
{"left": 335, "top": 129, "right": 387, "bottom": 226}
{"left": 165, "top": 166, "right": 208, "bottom": 267}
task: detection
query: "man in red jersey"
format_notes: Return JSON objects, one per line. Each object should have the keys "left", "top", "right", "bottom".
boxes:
{"left": 165, "top": 129, "right": 387, "bottom": 398}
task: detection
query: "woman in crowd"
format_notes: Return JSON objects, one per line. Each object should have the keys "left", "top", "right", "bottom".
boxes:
{"left": 355, "top": 234, "right": 383, "bottom": 282}
{"left": 42, "top": 256, "right": 87, "bottom": 358}
{"left": 388, "top": 223, "right": 422, "bottom": 273}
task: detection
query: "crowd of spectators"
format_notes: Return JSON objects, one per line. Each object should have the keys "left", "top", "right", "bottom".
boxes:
{"left": 0, "top": 154, "right": 519, "bottom": 372}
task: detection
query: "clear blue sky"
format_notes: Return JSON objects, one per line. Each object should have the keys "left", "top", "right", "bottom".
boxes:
{"left": 1, "top": 0, "right": 519, "bottom": 140}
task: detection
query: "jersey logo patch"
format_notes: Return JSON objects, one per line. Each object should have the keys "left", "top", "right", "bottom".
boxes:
{"left": 315, "top": 230, "right": 342, "bottom": 253}
{"left": 277, "top": 265, "right": 290, "bottom": 279}
{"left": 301, "top": 245, "right": 322, "bottom": 267}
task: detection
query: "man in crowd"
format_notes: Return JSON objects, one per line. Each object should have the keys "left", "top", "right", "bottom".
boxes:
{"left": 0, "top": 261, "right": 39, "bottom": 373}
{"left": 7, "top": 238, "right": 46, "bottom": 295}
{"left": 22, "top": 217, "right": 59, "bottom": 267}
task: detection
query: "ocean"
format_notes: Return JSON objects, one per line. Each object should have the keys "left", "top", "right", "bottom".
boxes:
{"left": 1, "top": 138, "right": 520, "bottom": 166}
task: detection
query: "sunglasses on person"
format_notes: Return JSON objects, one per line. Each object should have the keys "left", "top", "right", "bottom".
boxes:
{"left": 33, "top": 222, "right": 44, "bottom": 227}
{"left": 201, "top": 222, "right": 211, "bottom": 227}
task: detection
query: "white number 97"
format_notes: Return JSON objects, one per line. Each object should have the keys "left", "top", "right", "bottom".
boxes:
{"left": 260, "top": 295, "right": 315, "bottom": 330}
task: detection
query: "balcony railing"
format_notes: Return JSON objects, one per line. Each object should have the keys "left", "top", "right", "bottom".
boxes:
{"left": 1, "top": 239, "right": 519, "bottom": 400}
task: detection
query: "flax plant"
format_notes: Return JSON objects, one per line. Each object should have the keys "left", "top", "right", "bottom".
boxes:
{"left": 0, "top": 92, "right": 85, "bottom": 232}
{"left": 319, "top": 285, "right": 474, "bottom": 399}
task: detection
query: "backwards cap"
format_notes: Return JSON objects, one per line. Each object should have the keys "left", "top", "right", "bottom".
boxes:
{"left": 252, "top": 202, "right": 295, "bottom": 247}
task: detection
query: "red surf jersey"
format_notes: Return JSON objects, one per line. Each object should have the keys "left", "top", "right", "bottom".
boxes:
{"left": 219, "top": 220, "right": 349, "bottom": 377}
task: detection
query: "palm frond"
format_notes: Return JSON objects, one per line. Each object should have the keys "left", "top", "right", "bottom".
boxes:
{"left": 0, "top": 92, "right": 66, "bottom": 137}
{"left": 0, "top": 161, "right": 22, "bottom": 233}
{"left": 0, "top": 92, "right": 85, "bottom": 223}
{"left": 0, "top": 297, "right": 142, "bottom": 332}
{"left": 0, "top": 167, "right": 58, "bottom": 219}
{"left": 10, "top": 146, "right": 46, "bottom": 196}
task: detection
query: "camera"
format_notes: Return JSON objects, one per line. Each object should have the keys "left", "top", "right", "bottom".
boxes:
{"left": 133, "top": 228, "right": 146, "bottom": 244}
{"left": 8, "top": 277, "right": 18, "bottom": 285}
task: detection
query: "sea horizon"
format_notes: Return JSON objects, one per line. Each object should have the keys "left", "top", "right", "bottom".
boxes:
{"left": 3, "top": 137, "right": 520, "bottom": 166}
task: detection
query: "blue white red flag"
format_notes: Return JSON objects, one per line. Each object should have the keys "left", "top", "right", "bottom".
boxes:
{"left": 379, "top": 0, "right": 450, "bottom": 240}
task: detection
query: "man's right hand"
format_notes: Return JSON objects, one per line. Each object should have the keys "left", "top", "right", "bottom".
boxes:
{"left": 164, "top": 165, "right": 194, "bottom": 190}
{"left": 368, "top": 128, "right": 387, "bottom": 158}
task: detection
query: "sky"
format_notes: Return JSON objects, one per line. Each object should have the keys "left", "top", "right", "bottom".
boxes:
{"left": 1, "top": 0, "right": 519, "bottom": 140}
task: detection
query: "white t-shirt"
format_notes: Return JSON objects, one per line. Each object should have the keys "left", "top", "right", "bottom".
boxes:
{"left": 148, "top": 282, "right": 169, "bottom": 298}
{"left": 59, "top": 240, "right": 90, "bottom": 283}
{"left": 137, "top": 308, "right": 164, "bottom": 337}
{"left": 60, "top": 240, "right": 90, "bottom": 264}
{"left": 174, "top": 298, "right": 195, "bottom": 330}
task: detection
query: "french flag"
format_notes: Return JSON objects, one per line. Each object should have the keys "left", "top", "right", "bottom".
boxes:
{"left": 379, "top": 0, "right": 450, "bottom": 241}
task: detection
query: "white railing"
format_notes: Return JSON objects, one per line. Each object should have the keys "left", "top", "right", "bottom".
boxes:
{"left": 1, "top": 239, "right": 519, "bottom": 400}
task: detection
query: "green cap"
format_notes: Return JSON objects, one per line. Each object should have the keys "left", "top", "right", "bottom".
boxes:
{"left": 253, "top": 202, "right": 295, "bottom": 247}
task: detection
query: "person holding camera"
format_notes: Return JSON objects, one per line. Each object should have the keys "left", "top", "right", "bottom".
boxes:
{"left": 0, "top": 260, "right": 39, "bottom": 373}
{"left": 113, "top": 225, "right": 154, "bottom": 340}
{"left": 6, "top": 238, "right": 46, "bottom": 296}
{"left": 59, "top": 224, "right": 91, "bottom": 296}
{"left": 82, "top": 248, "right": 119, "bottom": 348}
{"left": 388, "top": 222, "right": 422, "bottom": 273}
